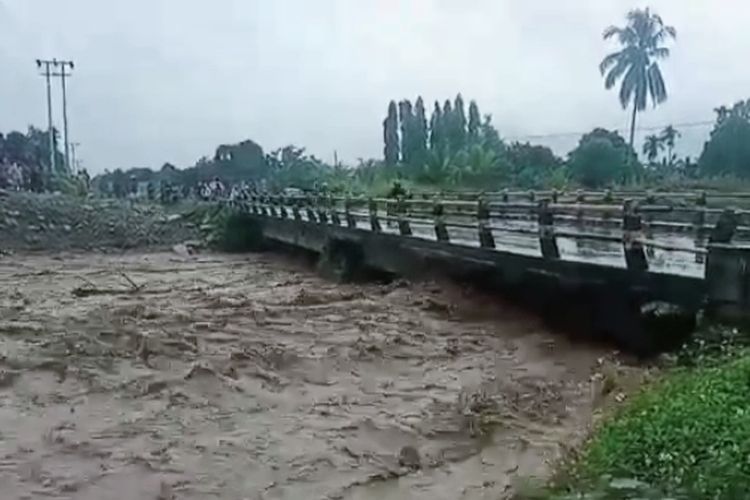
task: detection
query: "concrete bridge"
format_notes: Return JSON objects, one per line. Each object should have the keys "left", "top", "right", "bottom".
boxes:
{"left": 226, "top": 189, "right": 750, "bottom": 355}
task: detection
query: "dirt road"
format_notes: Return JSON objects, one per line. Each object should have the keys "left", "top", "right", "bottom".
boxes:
{"left": 0, "top": 251, "right": 625, "bottom": 499}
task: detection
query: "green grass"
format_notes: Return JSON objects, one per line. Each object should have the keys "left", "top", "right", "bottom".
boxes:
{"left": 565, "top": 353, "right": 750, "bottom": 499}
{"left": 182, "top": 204, "right": 265, "bottom": 252}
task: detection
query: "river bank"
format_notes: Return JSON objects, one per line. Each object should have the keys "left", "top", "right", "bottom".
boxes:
{"left": 0, "top": 191, "right": 200, "bottom": 252}
{"left": 546, "top": 325, "right": 750, "bottom": 500}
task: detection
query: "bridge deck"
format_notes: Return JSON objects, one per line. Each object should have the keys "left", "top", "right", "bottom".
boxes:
{"left": 226, "top": 190, "right": 750, "bottom": 352}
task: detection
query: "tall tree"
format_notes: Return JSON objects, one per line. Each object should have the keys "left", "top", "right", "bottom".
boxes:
{"left": 452, "top": 94, "right": 467, "bottom": 151}
{"left": 413, "top": 97, "right": 428, "bottom": 166}
{"left": 3, "top": 131, "right": 28, "bottom": 165}
{"left": 468, "top": 101, "right": 481, "bottom": 143}
{"left": 643, "top": 134, "right": 664, "bottom": 163}
{"left": 600, "top": 8, "right": 676, "bottom": 153}
{"left": 399, "top": 100, "right": 415, "bottom": 164}
{"left": 442, "top": 100, "right": 454, "bottom": 153}
{"left": 660, "top": 125, "right": 680, "bottom": 166}
{"left": 480, "top": 114, "right": 504, "bottom": 153}
{"left": 383, "top": 101, "right": 400, "bottom": 166}
{"left": 429, "top": 102, "right": 443, "bottom": 152}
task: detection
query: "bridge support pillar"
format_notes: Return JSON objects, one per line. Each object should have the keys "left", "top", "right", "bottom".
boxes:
{"left": 706, "top": 243, "right": 750, "bottom": 322}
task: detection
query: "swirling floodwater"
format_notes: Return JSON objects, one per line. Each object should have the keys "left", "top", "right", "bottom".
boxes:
{"left": 0, "top": 251, "right": 637, "bottom": 500}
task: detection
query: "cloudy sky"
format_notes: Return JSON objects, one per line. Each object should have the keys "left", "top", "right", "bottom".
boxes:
{"left": 1, "top": 0, "right": 749, "bottom": 173}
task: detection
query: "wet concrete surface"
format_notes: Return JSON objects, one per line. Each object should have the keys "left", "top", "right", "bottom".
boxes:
{"left": 0, "top": 251, "right": 632, "bottom": 499}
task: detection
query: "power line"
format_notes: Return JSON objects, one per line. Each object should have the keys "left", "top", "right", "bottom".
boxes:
{"left": 504, "top": 119, "right": 715, "bottom": 142}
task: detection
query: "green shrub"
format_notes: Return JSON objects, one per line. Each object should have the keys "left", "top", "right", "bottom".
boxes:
{"left": 214, "top": 212, "right": 265, "bottom": 252}
{"left": 572, "top": 354, "right": 750, "bottom": 499}
{"left": 184, "top": 205, "right": 265, "bottom": 252}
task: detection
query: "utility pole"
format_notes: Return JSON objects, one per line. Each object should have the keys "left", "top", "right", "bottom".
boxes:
{"left": 53, "top": 60, "right": 75, "bottom": 173}
{"left": 36, "top": 59, "right": 58, "bottom": 174}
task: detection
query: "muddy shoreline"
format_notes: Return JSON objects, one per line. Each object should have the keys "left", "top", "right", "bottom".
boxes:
{"left": 0, "top": 250, "right": 634, "bottom": 499}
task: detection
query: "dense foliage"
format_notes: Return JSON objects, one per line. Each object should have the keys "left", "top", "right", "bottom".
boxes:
{"left": 0, "top": 126, "right": 65, "bottom": 173}
{"left": 699, "top": 100, "right": 750, "bottom": 178}
{"left": 568, "top": 128, "right": 640, "bottom": 187}
{"left": 379, "top": 94, "right": 565, "bottom": 189}
{"left": 0, "top": 126, "right": 84, "bottom": 193}
{"left": 570, "top": 354, "right": 750, "bottom": 499}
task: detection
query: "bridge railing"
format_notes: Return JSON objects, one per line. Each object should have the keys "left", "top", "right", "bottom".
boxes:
{"left": 228, "top": 190, "right": 750, "bottom": 275}
{"left": 227, "top": 190, "right": 750, "bottom": 320}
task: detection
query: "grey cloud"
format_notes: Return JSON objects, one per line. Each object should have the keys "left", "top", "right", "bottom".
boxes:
{"left": 2, "top": 0, "right": 749, "bottom": 172}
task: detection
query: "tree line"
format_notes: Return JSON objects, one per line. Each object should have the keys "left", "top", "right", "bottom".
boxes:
{"left": 0, "top": 126, "right": 74, "bottom": 191}
{"left": 93, "top": 139, "right": 346, "bottom": 198}
{"left": 384, "top": 95, "right": 496, "bottom": 167}
{"left": 19, "top": 7, "right": 750, "bottom": 198}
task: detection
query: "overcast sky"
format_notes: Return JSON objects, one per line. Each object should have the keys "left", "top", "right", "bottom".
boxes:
{"left": 2, "top": 0, "right": 749, "bottom": 173}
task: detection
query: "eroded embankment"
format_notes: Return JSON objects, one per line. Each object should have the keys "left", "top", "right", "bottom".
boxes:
{"left": 0, "top": 251, "right": 642, "bottom": 499}
{"left": 0, "top": 192, "right": 200, "bottom": 252}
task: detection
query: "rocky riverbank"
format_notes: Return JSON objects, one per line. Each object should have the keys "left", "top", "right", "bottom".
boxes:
{"left": 0, "top": 191, "right": 201, "bottom": 252}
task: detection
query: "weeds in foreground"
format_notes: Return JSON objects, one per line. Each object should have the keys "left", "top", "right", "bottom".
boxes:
{"left": 530, "top": 325, "right": 750, "bottom": 500}
{"left": 183, "top": 205, "right": 265, "bottom": 252}
{"left": 563, "top": 352, "right": 750, "bottom": 498}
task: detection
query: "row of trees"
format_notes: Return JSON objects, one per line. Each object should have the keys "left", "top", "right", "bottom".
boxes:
{"left": 0, "top": 127, "right": 72, "bottom": 191}
{"left": 94, "top": 139, "right": 346, "bottom": 197}
{"left": 643, "top": 126, "right": 680, "bottom": 165}
{"left": 380, "top": 94, "right": 643, "bottom": 189}
{"left": 92, "top": 7, "right": 750, "bottom": 198}
{"left": 699, "top": 100, "right": 750, "bottom": 178}
{"left": 94, "top": 92, "right": 750, "bottom": 200}
{"left": 383, "top": 94, "right": 494, "bottom": 167}
{"left": 379, "top": 94, "right": 750, "bottom": 189}
{"left": 0, "top": 126, "right": 64, "bottom": 175}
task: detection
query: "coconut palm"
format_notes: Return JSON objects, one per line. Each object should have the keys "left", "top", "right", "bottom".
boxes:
{"left": 600, "top": 8, "right": 676, "bottom": 154}
{"left": 660, "top": 125, "right": 680, "bottom": 166}
{"left": 642, "top": 134, "right": 664, "bottom": 164}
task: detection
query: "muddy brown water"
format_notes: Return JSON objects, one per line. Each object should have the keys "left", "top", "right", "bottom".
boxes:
{"left": 0, "top": 251, "right": 632, "bottom": 499}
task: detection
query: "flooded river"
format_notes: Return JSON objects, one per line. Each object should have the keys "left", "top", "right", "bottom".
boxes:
{"left": 0, "top": 251, "right": 630, "bottom": 499}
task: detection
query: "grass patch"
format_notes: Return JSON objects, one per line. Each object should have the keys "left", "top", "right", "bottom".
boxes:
{"left": 564, "top": 352, "right": 750, "bottom": 499}
{"left": 214, "top": 212, "right": 265, "bottom": 252}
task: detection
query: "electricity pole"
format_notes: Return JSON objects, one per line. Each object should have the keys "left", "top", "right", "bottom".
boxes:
{"left": 36, "top": 59, "right": 58, "bottom": 174}
{"left": 53, "top": 60, "right": 75, "bottom": 173}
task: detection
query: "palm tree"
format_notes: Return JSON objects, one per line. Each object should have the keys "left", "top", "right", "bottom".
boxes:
{"left": 600, "top": 8, "right": 676, "bottom": 154}
{"left": 660, "top": 125, "right": 680, "bottom": 166}
{"left": 643, "top": 134, "right": 664, "bottom": 164}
